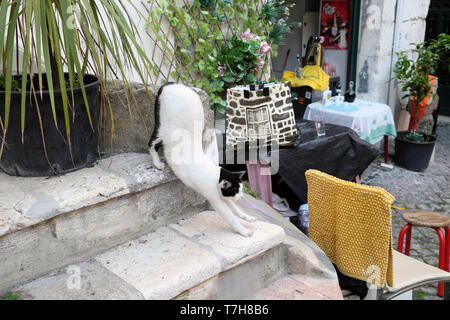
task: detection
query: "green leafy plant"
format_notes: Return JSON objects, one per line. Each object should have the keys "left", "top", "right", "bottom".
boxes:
{"left": 260, "top": 0, "right": 301, "bottom": 47}
{"left": 147, "top": 0, "right": 296, "bottom": 113}
{"left": 394, "top": 43, "right": 439, "bottom": 105}
{"left": 1, "top": 291, "right": 20, "bottom": 300}
{"left": 216, "top": 32, "right": 271, "bottom": 96}
{"left": 394, "top": 40, "right": 441, "bottom": 142}
{"left": 0, "top": 74, "right": 21, "bottom": 92}
{"left": 428, "top": 33, "right": 450, "bottom": 72}
{"left": 243, "top": 181, "right": 261, "bottom": 199}
{"left": 0, "top": 0, "right": 155, "bottom": 158}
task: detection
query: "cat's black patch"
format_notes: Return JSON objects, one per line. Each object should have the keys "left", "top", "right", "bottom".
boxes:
{"left": 148, "top": 82, "right": 176, "bottom": 150}
{"left": 219, "top": 168, "right": 245, "bottom": 197}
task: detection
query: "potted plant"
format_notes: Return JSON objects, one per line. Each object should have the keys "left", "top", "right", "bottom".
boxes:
{"left": 0, "top": 0, "right": 153, "bottom": 176}
{"left": 393, "top": 34, "right": 449, "bottom": 171}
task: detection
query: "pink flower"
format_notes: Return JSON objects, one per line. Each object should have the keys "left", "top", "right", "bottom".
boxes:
{"left": 255, "top": 57, "right": 265, "bottom": 70}
{"left": 259, "top": 41, "right": 271, "bottom": 53}
{"left": 218, "top": 64, "right": 226, "bottom": 77}
{"left": 241, "top": 29, "right": 260, "bottom": 42}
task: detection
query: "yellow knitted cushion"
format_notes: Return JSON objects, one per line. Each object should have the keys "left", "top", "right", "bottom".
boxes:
{"left": 305, "top": 170, "right": 395, "bottom": 288}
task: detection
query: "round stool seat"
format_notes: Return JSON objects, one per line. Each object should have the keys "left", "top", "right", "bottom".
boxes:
{"left": 402, "top": 210, "right": 450, "bottom": 228}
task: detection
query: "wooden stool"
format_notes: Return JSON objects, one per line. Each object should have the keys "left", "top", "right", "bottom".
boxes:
{"left": 398, "top": 210, "right": 450, "bottom": 297}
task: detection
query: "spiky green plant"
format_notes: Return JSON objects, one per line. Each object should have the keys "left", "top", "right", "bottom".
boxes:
{"left": 260, "top": 0, "right": 301, "bottom": 46}
{"left": 0, "top": 0, "right": 156, "bottom": 158}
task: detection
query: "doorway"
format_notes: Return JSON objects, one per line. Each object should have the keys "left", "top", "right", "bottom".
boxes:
{"left": 426, "top": 0, "right": 450, "bottom": 116}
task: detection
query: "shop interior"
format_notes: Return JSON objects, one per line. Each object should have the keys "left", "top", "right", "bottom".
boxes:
{"left": 272, "top": 0, "right": 355, "bottom": 99}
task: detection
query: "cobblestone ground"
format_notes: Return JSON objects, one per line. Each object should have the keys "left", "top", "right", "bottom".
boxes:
{"left": 361, "top": 119, "right": 450, "bottom": 300}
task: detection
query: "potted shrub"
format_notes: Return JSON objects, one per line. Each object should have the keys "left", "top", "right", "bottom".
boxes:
{"left": 393, "top": 35, "right": 449, "bottom": 171}
{"left": 0, "top": 0, "right": 153, "bottom": 176}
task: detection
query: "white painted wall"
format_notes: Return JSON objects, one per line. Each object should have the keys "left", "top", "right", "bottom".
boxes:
{"left": 356, "top": 0, "right": 431, "bottom": 126}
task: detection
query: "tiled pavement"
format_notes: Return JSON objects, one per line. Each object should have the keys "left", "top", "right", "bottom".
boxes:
{"left": 362, "top": 118, "right": 450, "bottom": 300}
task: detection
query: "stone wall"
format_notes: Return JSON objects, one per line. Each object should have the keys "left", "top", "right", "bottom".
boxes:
{"left": 225, "top": 83, "right": 298, "bottom": 147}
{"left": 356, "top": 0, "right": 431, "bottom": 129}
{"left": 98, "top": 82, "right": 215, "bottom": 157}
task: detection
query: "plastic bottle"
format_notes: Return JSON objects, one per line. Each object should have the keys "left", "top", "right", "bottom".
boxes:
{"left": 298, "top": 204, "right": 309, "bottom": 236}
{"left": 336, "top": 81, "right": 342, "bottom": 96}
{"left": 322, "top": 57, "right": 330, "bottom": 75}
{"left": 322, "top": 86, "right": 332, "bottom": 106}
{"left": 335, "top": 81, "right": 344, "bottom": 104}
{"left": 345, "top": 81, "right": 356, "bottom": 102}
{"left": 295, "top": 54, "right": 303, "bottom": 79}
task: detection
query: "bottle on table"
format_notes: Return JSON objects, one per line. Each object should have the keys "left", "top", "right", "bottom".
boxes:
{"left": 322, "top": 86, "right": 332, "bottom": 106}
{"left": 295, "top": 54, "right": 303, "bottom": 79}
{"left": 322, "top": 57, "right": 330, "bottom": 75}
{"left": 335, "top": 81, "right": 344, "bottom": 104}
{"left": 336, "top": 81, "right": 342, "bottom": 96}
{"left": 345, "top": 81, "right": 356, "bottom": 103}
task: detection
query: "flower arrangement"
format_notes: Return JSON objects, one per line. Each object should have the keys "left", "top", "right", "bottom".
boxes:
{"left": 147, "top": 0, "right": 298, "bottom": 113}
{"left": 217, "top": 30, "right": 271, "bottom": 85}
{"left": 209, "top": 31, "right": 272, "bottom": 112}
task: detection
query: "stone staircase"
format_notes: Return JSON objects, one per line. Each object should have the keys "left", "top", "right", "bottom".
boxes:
{"left": 0, "top": 152, "right": 342, "bottom": 300}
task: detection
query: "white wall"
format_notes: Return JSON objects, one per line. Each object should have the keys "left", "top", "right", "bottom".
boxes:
{"left": 356, "top": 0, "right": 431, "bottom": 125}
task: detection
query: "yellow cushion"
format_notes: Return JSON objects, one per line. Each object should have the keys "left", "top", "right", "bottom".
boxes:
{"left": 305, "top": 170, "right": 395, "bottom": 287}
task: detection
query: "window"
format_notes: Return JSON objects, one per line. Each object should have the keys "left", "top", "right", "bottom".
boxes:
{"left": 246, "top": 106, "right": 272, "bottom": 139}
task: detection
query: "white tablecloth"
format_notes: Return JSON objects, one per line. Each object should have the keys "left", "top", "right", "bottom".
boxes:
{"left": 304, "top": 98, "right": 397, "bottom": 144}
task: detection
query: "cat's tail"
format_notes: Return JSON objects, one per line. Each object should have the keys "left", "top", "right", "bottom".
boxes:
{"left": 148, "top": 82, "right": 176, "bottom": 150}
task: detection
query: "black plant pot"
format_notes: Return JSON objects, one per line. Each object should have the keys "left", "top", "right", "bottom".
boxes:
{"left": 0, "top": 74, "right": 100, "bottom": 177}
{"left": 395, "top": 131, "right": 436, "bottom": 172}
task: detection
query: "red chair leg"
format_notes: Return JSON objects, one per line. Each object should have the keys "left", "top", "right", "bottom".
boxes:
{"left": 445, "top": 226, "right": 450, "bottom": 273}
{"left": 398, "top": 224, "right": 412, "bottom": 254}
{"left": 435, "top": 228, "right": 446, "bottom": 297}
{"left": 405, "top": 226, "right": 412, "bottom": 256}
{"left": 384, "top": 135, "right": 389, "bottom": 164}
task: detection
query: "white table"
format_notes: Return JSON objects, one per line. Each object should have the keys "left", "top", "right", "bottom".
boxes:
{"left": 304, "top": 98, "right": 397, "bottom": 163}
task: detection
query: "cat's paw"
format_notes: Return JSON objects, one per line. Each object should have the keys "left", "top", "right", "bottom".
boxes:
{"left": 238, "top": 228, "right": 254, "bottom": 237}
{"left": 243, "top": 215, "right": 257, "bottom": 223}
{"left": 153, "top": 161, "right": 165, "bottom": 170}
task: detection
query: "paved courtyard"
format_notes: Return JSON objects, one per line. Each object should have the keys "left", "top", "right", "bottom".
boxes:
{"left": 362, "top": 117, "right": 450, "bottom": 300}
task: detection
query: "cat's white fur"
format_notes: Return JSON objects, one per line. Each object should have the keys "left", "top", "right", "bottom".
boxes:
{"left": 149, "top": 84, "right": 256, "bottom": 237}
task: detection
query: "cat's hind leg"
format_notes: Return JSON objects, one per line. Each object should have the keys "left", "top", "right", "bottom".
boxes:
{"left": 224, "top": 198, "right": 257, "bottom": 223}
{"left": 210, "top": 199, "right": 254, "bottom": 237}
{"left": 149, "top": 138, "right": 165, "bottom": 170}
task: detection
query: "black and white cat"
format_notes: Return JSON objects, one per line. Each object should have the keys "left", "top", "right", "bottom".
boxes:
{"left": 149, "top": 83, "right": 256, "bottom": 237}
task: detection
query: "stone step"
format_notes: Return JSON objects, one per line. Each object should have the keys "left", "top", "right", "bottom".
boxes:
{"left": 0, "top": 153, "right": 209, "bottom": 293}
{"left": 13, "top": 211, "right": 285, "bottom": 300}
{"left": 10, "top": 198, "right": 343, "bottom": 300}
{"left": 248, "top": 275, "right": 344, "bottom": 300}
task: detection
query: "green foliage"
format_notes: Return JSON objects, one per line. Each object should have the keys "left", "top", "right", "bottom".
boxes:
{"left": 243, "top": 181, "right": 261, "bottom": 199}
{"left": 0, "top": 75, "right": 21, "bottom": 92}
{"left": 218, "top": 35, "right": 267, "bottom": 85}
{"left": 148, "top": 0, "right": 295, "bottom": 113}
{"left": 428, "top": 33, "right": 450, "bottom": 72}
{"left": 0, "top": 0, "right": 155, "bottom": 159}
{"left": 394, "top": 34, "right": 449, "bottom": 142}
{"left": 394, "top": 42, "right": 439, "bottom": 105}
{"left": 260, "top": 0, "right": 301, "bottom": 46}
{"left": 1, "top": 291, "right": 20, "bottom": 300}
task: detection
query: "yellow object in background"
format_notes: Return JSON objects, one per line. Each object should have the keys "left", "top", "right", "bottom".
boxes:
{"left": 281, "top": 45, "right": 330, "bottom": 91}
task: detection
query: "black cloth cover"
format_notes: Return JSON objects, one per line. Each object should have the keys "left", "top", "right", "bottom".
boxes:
{"left": 275, "top": 120, "right": 380, "bottom": 203}
{"left": 218, "top": 119, "right": 380, "bottom": 203}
